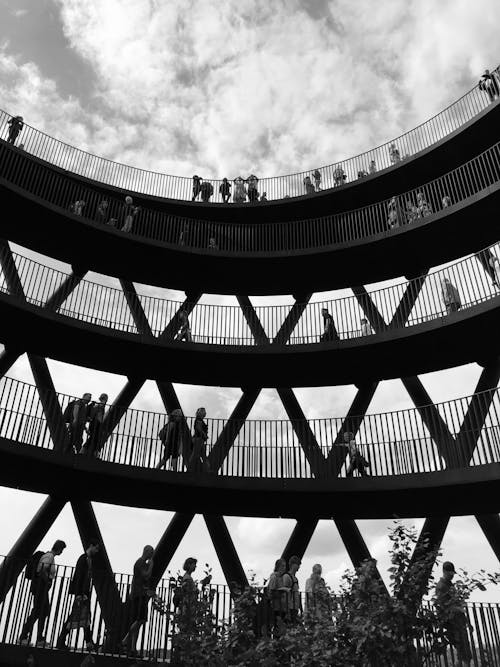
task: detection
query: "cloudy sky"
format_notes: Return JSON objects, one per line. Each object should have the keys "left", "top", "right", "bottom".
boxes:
{"left": 1, "top": 0, "right": 500, "bottom": 600}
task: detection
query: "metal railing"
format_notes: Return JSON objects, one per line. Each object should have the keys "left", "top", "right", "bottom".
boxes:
{"left": 0, "top": 67, "right": 498, "bottom": 203}
{"left": 2, "top": 127, "right": 500, "bottom": 252}
{"left": 0, "top": 555, "right": 499, "bottom": 664}
{"left": 1, "top": 374, "right": 500, "bottom": 479}
{"left": 1, "top": 243, "right": 499, "bottom": 347}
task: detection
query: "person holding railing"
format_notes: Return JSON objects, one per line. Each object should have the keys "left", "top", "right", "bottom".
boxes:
{"left": 320, "top": 308, "right": 340, "bottom": 343}
{"left": 121, "top": 545, "right": 155, "bottom": 656}
{"left": 19, "top": 540, "right": 67, "bottom": 648}
{"left": 441, "top": 277, "right": 461, "bottom": 315}
{"left": 56, "top": 539, "right": 100, "bottom": 651}
{"left": 7, "top": 115, "right": 24, "bottom": 145}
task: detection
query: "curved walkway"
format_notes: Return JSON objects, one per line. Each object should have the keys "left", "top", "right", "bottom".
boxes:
{"left": 1, "top": 69, "right": 498, "bottom": 202}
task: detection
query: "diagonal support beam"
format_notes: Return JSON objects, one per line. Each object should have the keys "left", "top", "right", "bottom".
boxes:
{"left": 475, "top": 514, "right": 500, "bottom": 564}
{"left": 281, "top": 519, "right": 319, "bottom": 562}
{"left": 0, "top": 496, "right": 66, "bottom": 603}
{"left": 150, "top": 513, "right": 195, "bottom": 588}
{"left": 334, "top": 519, "right": 387, "bottom": 588}
{"left": 204, "top": 515, "right": 248, "bottom": 589}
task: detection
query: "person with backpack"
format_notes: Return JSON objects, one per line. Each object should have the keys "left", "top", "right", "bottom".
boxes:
{"left": 282, "top": 556, "right": 302, "bottom": 623}
{"left": 19, "top": 540, "right": 67, "bottom": 647}
{"left": 64, "top": 393, "right": 92, "bottom": 453}
{"left": 56, "top": 539, "right": 100, "bottom": 651}
{"left": 81, "top": 393, "right": 108, "bottom": 457}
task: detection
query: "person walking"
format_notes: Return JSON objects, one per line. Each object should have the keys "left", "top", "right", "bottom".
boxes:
{"left": 313, "top": 169, "right": 322, "bottom": 191}
{"left": 56, "top": 540, "right": 100, "bottom": 650}
{"left": 305, "top": 564, "right": 332, "bottom": 621}
{"left": 192, "top": 175, "right": 202, "bottom": 201}
{"left": 174, "top": 308, "right": 192, "bottom": 342}
{"left": 19, "top": 540, "right": 67, "bottom": 647}
{"left": 441, "top": 277, "right": 461, "bottom": 314}
{"left": 282, "top": 556, "right": 302, "bottom": 623}
{"left": 266, "top": 558, "right": 288, "bottom": 635}
{"left": 156, "top": 409, "right": 183, "bottom": 471}
{"left": 189, "top": 408, "right": 209, "bottom": 472}
{"left": 82, "top": 393, "right": 108, "bottom": 456}
{"left": 7, "top": 115, "right": 24, "bottom": 145}
{"left": 121, "top": 546, "right": 155, "bottom": 656}
{"left": 320, "top": 308, "right": 340, "bottom": 342}
{"left": 479, "top": 69, "right": 500, "bottom": 102}
{"left": 435, "top": 561, "right": 472, "bottom": 666}
{"left": 64, "top": 393, "right": 92, "bottom": 453}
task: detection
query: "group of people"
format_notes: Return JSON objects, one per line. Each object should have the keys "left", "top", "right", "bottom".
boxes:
{"left": 156, "top": 406, "right": 210, "bottom": 472}
{"left": 71, "top": 195, "right": 141, "bottom": 233}
{"left": 192, "top": 174, "right": 267, "bottom": 203}
{"left": 386, "top": 190, "right": 439, "bottom": 229}
{"left": 64, "top": 392, "right": 108, "bottom": 455}
{"left": 16, "top": 540, "right": 473, "bottom": 664}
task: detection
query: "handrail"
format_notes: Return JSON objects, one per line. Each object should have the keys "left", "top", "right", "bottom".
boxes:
{"left": 1, "top": 242, "right": 499, "bottom": 347}
{"left": 1, "top": 66, "right": 498, "bottom": 202}
{"left": 1, "top": 375, "right": 500, "bottom": 478}
{"left": 2, "top": 131, "right": 500, "bottom": 252}
{"left": 1, "top": 555, "right": 498, "bottom": 659}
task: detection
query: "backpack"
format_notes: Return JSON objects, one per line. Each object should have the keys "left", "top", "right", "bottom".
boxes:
{"left": 63, "top": 400, "right": 78, "bottom": 424}
{"left": 25, "top": 551, "right": 44, "bottom": 580}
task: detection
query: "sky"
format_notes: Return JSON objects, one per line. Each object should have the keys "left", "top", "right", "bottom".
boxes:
{"left": 0, "top": 0, "right": 500, "bottom": 602}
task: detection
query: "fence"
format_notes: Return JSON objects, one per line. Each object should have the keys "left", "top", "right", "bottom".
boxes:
{"left": 1, "top": 67, "right": 498, "bottom": 203}
{"left": 1, "top": 374, "right": 500, "bottom": 479}
{"left": 1, "top": 243, "right": 499, "bottom": 347}
{"left": 1, "top": 118, "right": 500, "bottom": 252}
{"left": 0, "top": 556, "right": 499, "bottom": 664}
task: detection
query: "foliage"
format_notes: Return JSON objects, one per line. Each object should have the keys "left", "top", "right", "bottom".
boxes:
{"left": 168, "top": 524, "right": 500, "bottom": 666}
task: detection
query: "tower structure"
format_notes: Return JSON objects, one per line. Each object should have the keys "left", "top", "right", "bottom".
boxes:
{"left": 0, "top": 72, "right": 500, "bottom": 663}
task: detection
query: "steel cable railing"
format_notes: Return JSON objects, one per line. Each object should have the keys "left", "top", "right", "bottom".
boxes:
{"left": 1, "top": 374, "right": 500, "bottom": 479}
{"left": 0, "top": 555, "right": 499, "bottom": 663}
{"left": 0, "top": 67, "right": 498, "bottom": 203}
{"left": 0, "top": 243, "right": 499, "bottom": 347}
{"left": 1, "top": 130, "right": 500, "bottom": 251}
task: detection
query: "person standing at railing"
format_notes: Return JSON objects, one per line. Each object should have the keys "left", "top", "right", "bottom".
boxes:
{"left": 192, "top": 175, "right": 202, "bottom": 201}
{"left": 387, "top": 196, "right": 404, "bottom": 228}
{"left": 200, "top": 180, "right": 214, "bottom": 203}
{"left": 313, "top": 169, "right": 322, "bottom": 191}
{"left": 70, "top": 200, "right": 86, "bottom": 216}
{"left": 219, "top": 178, "right": 231, "bottom": 203}
{"left": 7, "top": 115, "right": 24, "bottom": 145}
{"left": 64, "top": 393, "right": 92, "bottom": 453}
{"left": 369, "top": 159, "right": 377, "bottom": 174}
{"left": 82, "top": 393, "right": 108, "bottom": 457}
{"left": 389, "top": 142, "right": 401, "bottom": 164}
{"left": 304, "top": 176, "right": 315, "bottom": 195}
{"left": 174, "top": 308, "right": 192, "bottom": 342}
{"left": 233, "top": 177, "right": 247, "bottom": 203}
{"left": 320, "top": 308, "right": 340, "bottom": 343}
{"left": 416, "top": 191, "right": 432, "bottom": 217}
{"left": 121, "top": 545, "right": 155, "bottom": 656}
{"left": 435, "top": 561, "right": 472, "bottom": 666}
{"left": 343, "top": 431, "right": 370, "bottom": 477}
{"left": 247, "top": 175, "right": 260, "bottom": 203}
{"left": 121, "top": 196, "right": 140, "bottom": 233}
{"left": 282, "top": 556, "right": 302, "bottom": 623}
{"left": 479, "top": 69, "right": 500, "bottom": 103}
{"left": 360, "top": 318, "right": 373, "bottom": 337}
{"left": 96, "top": 199, "right": 109, "bottom": 224}
{"left": 56, "top": 539, "right": 100, "bottom": 651}
{"left": 19, "top": 540, "right": 67, "bottom": 648}
{"left": 441, "top": 277, "right": 461, "bottom": 315}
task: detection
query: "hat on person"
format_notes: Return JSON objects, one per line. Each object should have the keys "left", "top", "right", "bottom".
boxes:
{"left": 443, "top": 561, "right": 456, "bottom": 573}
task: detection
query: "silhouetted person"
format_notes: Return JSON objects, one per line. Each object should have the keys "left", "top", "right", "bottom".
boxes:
{"left": 266, "top": 558, "right": 287, "bottom": 635}
{"left": 190, "top": 407, "right": 209, "bottom": 472}
{"left": 435, "top": 561, "right": 472, "bottom": 666}
{"left": 369, "top": 160, "right": 377, "bottom": 174}
{"left": 333, "top": 166, "right": 346, "bottom": 186}
{"left": 156, "top": 409, "right": 183, "bottom": 471}
{"left": 479, "top": 69, "right": 500, "bottom": 102}
{"left": 344, "top": 431, "right": 369, "bottom": 477}
{"left": 219, "top": 178, "right": 231, "bottom": 203}
{"left": 7, "top": 115, "right": 24, "bottom": 145}
{"left": 64, "top": 393, "right": 92, "bottom": 453}
{"left": 122, "top": 546, "right": 154, "bottom": 656}
{"left": 387, "top": 196, "right": 404, "bottom": 228}
{"left": 283, "top": 556, "right": 302, "bottom": 623}
{"left": 56, "top": 540, "right": 100, "bottom": 650}
{"left": 70, "top": 200, "right": 86, "bottom": 216}
{"left": 320, "top": 308, "right": 340, "bottom": 342}
{"left": 174, "top": 308, "right": 192, "bottom": 342}
{"left": 97, "top": 199, "right": 109, "bottom": 223}
{"left": 389, "top": 142, "right": 401, "bottom": 164}
{"left": 233, "top": 177, "right": 247, "bottom": 203}
{"left": 441, "top": 277, "right": 461, "bottom": 314}
{"left": 416, "top": 191, "right": 432, "bottom": 217}
{"left": 304, "top": 176, "right": 315, "bottom": 194}
{"left": 360, "top": 318, "right": 373, "bottom": 336}
{"left": 82, "top": 393, "right": 108, "bottom": 456}
{"left": 247, "top": 175, "right": 259, "bottom": 202}
{"left": 313, "top": 169, "right": 322, "bottom": 191}
{"left": 192, "top": 175, "right": 202, "bottom": 201}
{"left": 19, "top": 540, "right": 67, "bottom": 647}
{"left": 122, "top": 196, "right": 139, "bottom": 232}
{"left": 200, "top": 180, "right": 214, "bottom": 203}
{"left": 442, "top": 195, "right": 452, "bottom": 208}
{"left": 260, "top": 191, "right": 268, "bottom": 202}
{"left": 208, "top": 237, "right": 218, "bottom": 250}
